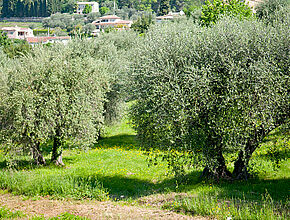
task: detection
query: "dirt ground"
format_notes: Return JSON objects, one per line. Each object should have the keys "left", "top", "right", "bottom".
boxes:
{"left": 0, "top": 193, "right": 207, "bottom": 219}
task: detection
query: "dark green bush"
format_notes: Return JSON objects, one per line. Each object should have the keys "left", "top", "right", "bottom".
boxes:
{"left": 33, "top": 29, "right": 54, "bottom": 36}
{"left": 130, "top": 17, "right": 289, "bottom": 178}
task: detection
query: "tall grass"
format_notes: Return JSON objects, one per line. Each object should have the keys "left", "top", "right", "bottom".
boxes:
{"left": 163, "top": 192, "right": 289, "bottom": 219}
{"left": 0, "top": 169, "right": 108, "bottom": 200}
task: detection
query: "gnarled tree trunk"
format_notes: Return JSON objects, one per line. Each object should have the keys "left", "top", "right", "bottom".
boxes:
{"left": 32, "top": 141, "right": 46, "bottom": 165}
{"left": 51, "top": 129, "right": 64, "bottom": 166}
{"left": 201, "top": 143, "right": 232, "bottom": 180}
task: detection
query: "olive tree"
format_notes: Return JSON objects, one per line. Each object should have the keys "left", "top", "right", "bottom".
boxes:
{"left": 67, "top": 31, "right": 137, "bottom": 124}
{"left": 256, "top": 0, "right": 289, "bottom": 25}
{"left": 0, "top": 44, "right": 110, "bottom": 165}
{"left": 130, "top": 17, "right": 289, "bottom": 179}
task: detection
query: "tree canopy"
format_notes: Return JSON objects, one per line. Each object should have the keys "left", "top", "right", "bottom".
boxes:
{"left": 130, "top": 13, "right": 289, "bottom": 179}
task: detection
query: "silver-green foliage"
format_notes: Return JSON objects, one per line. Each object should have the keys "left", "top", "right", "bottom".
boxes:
{"left": 0, "top": 43, "right": 109, "bottom": 163}
{"left": 256, "top": 0, "right": 289, "bottom": 25}
{"left": 67, "top": 31, "right": 137, "bottom": 124}
{"left": 0, "top": 30, "right": 137, "bottom": 165}
{"left": 130, "top": 17, "right": 289, "bottom": 178}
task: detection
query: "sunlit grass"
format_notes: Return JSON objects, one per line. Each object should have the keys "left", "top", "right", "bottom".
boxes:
{"left": 0, "top": 206, "right": 26, "bottom": 219}
{"left": 0, "top": 114, "right": 289, "bottom": 219}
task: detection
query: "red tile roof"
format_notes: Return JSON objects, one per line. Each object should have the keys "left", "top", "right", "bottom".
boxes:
{"left": 100, "top": 15, "right": 121, "bottom": 19}
{"left": 26, "top": 36, "right": 70, "bottom": 43}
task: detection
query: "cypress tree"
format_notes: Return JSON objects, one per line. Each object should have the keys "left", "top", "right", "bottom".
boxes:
{"left": 39, "top": 0, "right": 43, "bottom": 17}
{"left": 159, "top": 0, "right": 170, "bottom": 15}
{"left": 24, "top": 2, "right": 29, "bottom": 17}
{"left": 2, "top": 0, "right": 8, "bottom": 17}
{"left": 16, "top": 0, "right": 24, "bottom": 17}
{"left": 7, "top": 0, "right": 16, "bottom": 17}
{"left": 29, "top": 2, "right": 34, "bottom": 17}
{"left": 34, "top": 0, "right": 38, "bottom": 17}
{"left": 44, "top": 0, "right": 48, "bottom": 17}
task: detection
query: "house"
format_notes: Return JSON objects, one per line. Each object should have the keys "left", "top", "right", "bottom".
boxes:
{"left": 156, "top": 14, "right": 174, "bottom": 23}
{"left": 93, "top": 15, "right": 133, "bottom": 31}
{"left": 1, "top": 26, "right": 71, "bottom": 45}
{"left": 26, "top": 36, "right": 71, "bottom": 45}
{"left": 156, "top": 11, "right": 185, "bottom": 23}
{"left": 76, "top": 2, "right": 99, "bottom": 14}
{"left": 1, "top": 26, "right": 34, "bottom": 40}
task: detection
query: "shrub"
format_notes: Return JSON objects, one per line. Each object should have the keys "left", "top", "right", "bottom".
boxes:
{"left": 33, "top": 29, "right": 54, "bottom": 36}
{"left": 256, "top": 0, "right": 289, "bottom": 25}
{"left": 200, "top": 0, "right": 253, "bottom": 26}
{"left": 131, "top": 14, "right": 155, "bottom": 34}
{"left": 42, "top": 13, "right": 85, "bottom": 32}
{"left": 130, "top": 17, "right": 289, "bottom": 179}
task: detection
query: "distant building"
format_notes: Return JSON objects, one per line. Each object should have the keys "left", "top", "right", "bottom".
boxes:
{"left": 93, "top": 15, "right": 133, "bottom": 32}
{"left": 1, "top": 26, "right": 34, "bottom": 40}
{"left": 77, "top": 2, "right": 99, "bottom": 14}
{"left": 156, "top": 11, "right": 185, "bottom": 23}
{"left": 26, "top": 36, "right": 71, "bottom": 45}
{"left": 1, "top": 26, "right": 71, "bottom": 45}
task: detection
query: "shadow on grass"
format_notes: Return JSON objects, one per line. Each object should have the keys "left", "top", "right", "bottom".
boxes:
{"left": 0, "top": 157, "right": 76, "bottom": 171}
{"left": 87, "top": 171, "right": 289, "bottom": 205}
{"left": 216, "top": 178, "right": 290, "bottom": 203}
{"left": 0, "top": 132, "right": 288, "bottom": 204}
{"left": 96, "top": 170, "right": 202, "bottom": 200}
{"left": 94, "top": 134, "right": 139, "bottom": 150}
{"left": 0, "top": 158, "right": 40, "bottom": 170}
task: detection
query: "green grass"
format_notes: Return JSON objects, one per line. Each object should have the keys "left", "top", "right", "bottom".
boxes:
{"left": 0, "top": 21, "right": 43, "bottom": 29}
{"left": 34, "top": 213, "right": 90, "bottom": 220}
{"left": 0, "top": 119, "right": 174, "bottom": 200}
{"left": 0, "top": 206, "right": 26, "bottom": 219}
{"left": 0, "top": 207, "right": 87, "bottom": 220}
{"left": 0, "top": 116, "right": 289, "bottom": 219}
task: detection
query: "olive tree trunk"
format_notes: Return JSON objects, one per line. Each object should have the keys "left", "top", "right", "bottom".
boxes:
{"left": 233, "top": 127, "right": 267, "bottom": 179}
{"left": 51, "top": 129, "right": 64, "bottom": 166}
{"left": 32, "top": 142, "right": 46, "bottom": 165}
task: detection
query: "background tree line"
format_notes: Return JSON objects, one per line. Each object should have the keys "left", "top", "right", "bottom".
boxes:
{"left": 1, "top": 0, "right": 64, "bottom": 17}
{"left": 1, "top": 0, "right": 204, "bottom": 17}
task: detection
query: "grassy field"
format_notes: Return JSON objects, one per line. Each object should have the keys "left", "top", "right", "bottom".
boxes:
{"left": 0, "top": 113, "right": 289, "bottom": 219}
{"left": 0, "top": 21, "right": 43, "bottom": 29}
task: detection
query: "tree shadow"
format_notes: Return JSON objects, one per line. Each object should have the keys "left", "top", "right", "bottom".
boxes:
{"left": 0, "top": 157, "right": 76, "bottom": 170}
{"left": 215, "top": 177, "right": 290, "bottom": 203}
{"left": 0, "top": 158, "right": 41, "bottom": 170}
{"left": 94, "top": 134, "right": 139, "bottom": 150}
{"left": 95, "top": 170, "right": 202, "bottom": 200}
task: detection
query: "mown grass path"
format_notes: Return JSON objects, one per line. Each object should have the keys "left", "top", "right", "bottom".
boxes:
{"left": 0, "top": 192, "right": 204, "bottom": 219}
